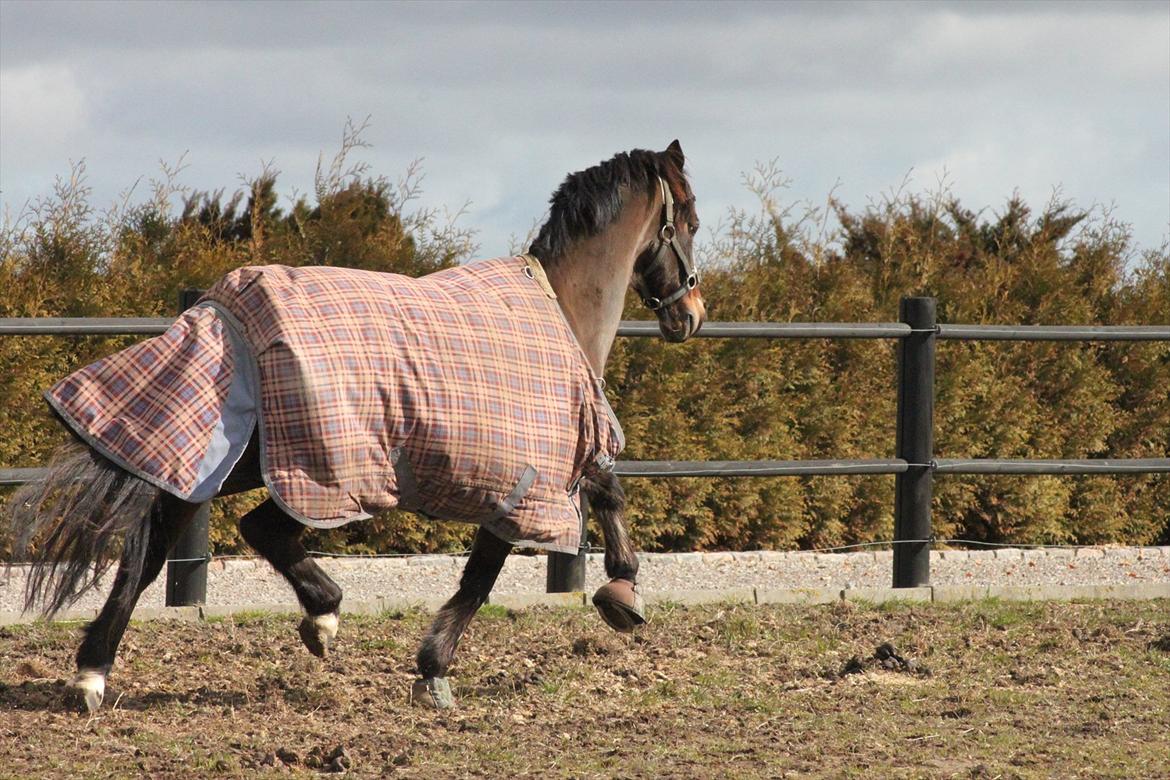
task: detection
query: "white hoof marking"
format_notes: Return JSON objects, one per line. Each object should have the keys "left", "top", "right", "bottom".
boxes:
{"left": 313, "top": 612, "right": 339, "bottom": 642}
{"left": 72, "top": 669, "right": 105, "bottom": 713}
{"left": 298, "top": 612, "right": 340, "bottom": 657}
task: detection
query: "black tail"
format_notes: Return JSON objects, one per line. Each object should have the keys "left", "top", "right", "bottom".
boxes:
{"left": 6, "top": 441, "right": 161, "bottom": 617}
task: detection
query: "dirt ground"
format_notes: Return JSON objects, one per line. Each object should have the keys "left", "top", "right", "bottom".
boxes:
{"left": 1, "top": 599, "right": 1168, "bottom": 779}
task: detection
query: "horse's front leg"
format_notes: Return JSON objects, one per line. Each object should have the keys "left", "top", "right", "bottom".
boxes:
{"left": 413, "top": 526, "right": 511, "bottom": 709}
{"left": 582, "top": 470, "right": 646, "bottom": 632}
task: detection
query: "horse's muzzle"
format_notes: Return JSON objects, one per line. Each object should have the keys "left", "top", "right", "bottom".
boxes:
{"left": 659, "top": 296, "right": 705, "bottom": 343}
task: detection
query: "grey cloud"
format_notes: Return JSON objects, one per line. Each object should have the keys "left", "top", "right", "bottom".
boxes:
{"left": 1, "top": 0, "right": 1166, "bottom": 255}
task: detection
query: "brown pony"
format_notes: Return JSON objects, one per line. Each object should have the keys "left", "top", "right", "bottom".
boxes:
{"left": 10, "top": 141, "right": 705, "bottom": 712}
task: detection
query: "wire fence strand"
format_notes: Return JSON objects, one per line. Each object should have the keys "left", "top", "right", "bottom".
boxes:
{"left": 158, "top": 538, "right": 1161, "bottom": 565}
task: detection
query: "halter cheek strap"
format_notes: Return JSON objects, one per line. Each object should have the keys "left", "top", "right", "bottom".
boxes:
{"left": 638, "top": 177, "right": 699, "bottom": 311}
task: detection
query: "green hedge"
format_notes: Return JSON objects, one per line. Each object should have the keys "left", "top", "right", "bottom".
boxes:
{"left": 3, "top": 147, "right": 1166, "bottom": 555}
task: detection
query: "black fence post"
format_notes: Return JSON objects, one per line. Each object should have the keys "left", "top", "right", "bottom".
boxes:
{"left": 546, "top": 492, "right": 588, "bottom": 592}
{"left": 166, "top": 289, "right": 209, "bottom": 607}
{"left": 893, "top": 296, "right": 936, "bottom": 588}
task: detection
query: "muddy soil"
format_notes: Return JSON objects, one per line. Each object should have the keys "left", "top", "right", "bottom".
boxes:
{"left": 2, "top": 600, "right": 1168, "bottom": 779}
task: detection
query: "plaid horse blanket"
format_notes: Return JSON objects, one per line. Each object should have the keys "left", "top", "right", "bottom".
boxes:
{"left": 46, "top": 257, "right": 624, "bottom": 553}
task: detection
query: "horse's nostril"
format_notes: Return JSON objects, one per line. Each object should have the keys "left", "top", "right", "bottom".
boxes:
{"left": 660, "top": 316, "right": 687, "bottom": 343}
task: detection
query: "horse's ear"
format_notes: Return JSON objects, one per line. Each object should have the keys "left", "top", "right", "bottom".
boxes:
{"left": 665, "top": 140, "right": 685, "bottom": 167}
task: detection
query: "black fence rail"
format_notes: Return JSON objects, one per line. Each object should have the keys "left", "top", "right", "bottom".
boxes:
{"left": 3, "top": 297, "right": 1168, "bottom": 602}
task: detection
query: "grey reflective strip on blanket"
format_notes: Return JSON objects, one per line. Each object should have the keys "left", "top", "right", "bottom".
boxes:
{"left": 188, "top": 305, "right": 259, "bottom": 502}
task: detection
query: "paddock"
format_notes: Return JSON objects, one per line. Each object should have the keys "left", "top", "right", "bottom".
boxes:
{"left": 2, "top": 299, "right": 1168, "bottom": 776}
{"left": 2, "top": 599, "right": 1168, "bottom": 777}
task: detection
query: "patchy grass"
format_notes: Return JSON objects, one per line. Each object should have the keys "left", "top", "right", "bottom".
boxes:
{"left": 1, "top": 600, "right": 1169, "bottom": 778}
{"left": 475, "top": 603, "right": 512, "bottom": 620}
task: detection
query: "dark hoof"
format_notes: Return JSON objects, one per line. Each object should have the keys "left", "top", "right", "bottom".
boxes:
{"left": 592, "top": 578, "right": 647, "bottom": 633}
{"left": 298, "top": 613, "right": 338, "bottom": 658}
{"left": 411, "top": 677, "right": 454, "bottom": 709}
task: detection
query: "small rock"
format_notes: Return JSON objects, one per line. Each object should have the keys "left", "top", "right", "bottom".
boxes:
{"left": 310, "top": 745, "right": 350, "bottom": 773}
{"left": 571, "top": 637, "right": 612, "bottom": 657}
{"left": 275, "top": 747, "right": 299, "bottom": 765}
{"left": 16, "top": 660, "right": 50, "bottom": 679}
{"left": 840, "top": 656, "right": 866, "bottom": 676}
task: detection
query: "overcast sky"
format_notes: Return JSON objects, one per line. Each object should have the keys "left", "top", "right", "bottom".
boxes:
{"left": 2, "top": 0, "right": 1168, "bottom": 259}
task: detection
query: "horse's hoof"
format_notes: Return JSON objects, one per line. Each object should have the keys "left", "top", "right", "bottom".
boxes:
{"left": 411, "top": 677, "right": 454, "bottom": 709}
{"left": 298, "top": 612, "right": 339, "bottom": 658}
{"left": 592, "top": 578, "right": 647, "bottom": 633}
{"left": 72, "top": 669, "right": 106, "bottom": 713}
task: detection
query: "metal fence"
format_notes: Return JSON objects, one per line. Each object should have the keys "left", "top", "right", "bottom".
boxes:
{"left": 2, "top": 296, "right": 1168, "bottom": 602}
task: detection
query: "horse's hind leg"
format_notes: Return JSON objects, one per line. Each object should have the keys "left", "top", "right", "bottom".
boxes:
{"left": 238, "top": 499, "right": 342, "bottom": 657}
{"left": 74, "top": 494, "right": 200, "bottom": 711}
{"left": 582, "top": 471, "right": 646, "bottom": 632}
{"left": 413, "top": 526, "right": 511, "bottom": 708}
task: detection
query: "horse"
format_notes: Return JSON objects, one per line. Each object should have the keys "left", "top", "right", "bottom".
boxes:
{"left": 8, "top": 140, "right": 705, "bottom": 712}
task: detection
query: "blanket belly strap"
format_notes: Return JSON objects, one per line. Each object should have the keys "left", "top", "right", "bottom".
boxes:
{"left": 390, "top": 447, "right": 423, "bottom": 513}
{"left": 484, "top": 464, "right": 538, "bottom": 523}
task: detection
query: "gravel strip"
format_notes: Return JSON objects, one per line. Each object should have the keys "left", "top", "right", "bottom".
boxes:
{"left": 3, "top": 546, "right": 1167, "bottom": 614}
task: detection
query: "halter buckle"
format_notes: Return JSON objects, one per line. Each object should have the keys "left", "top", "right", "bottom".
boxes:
{"left": 659, "top": 223, "right": 676, "bottom": 242}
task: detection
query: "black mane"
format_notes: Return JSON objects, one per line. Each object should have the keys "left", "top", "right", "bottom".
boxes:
{"left": 529, "top": 148, "right": 687, "bottom": 265}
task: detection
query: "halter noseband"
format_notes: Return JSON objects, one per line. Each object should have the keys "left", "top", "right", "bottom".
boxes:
{"left": 637, "top": 177, "right": 699, "bottom": 311}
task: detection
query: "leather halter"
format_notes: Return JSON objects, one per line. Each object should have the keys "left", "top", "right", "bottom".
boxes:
{"left": 635, "top": 177, "right": 699, "bottom": 311}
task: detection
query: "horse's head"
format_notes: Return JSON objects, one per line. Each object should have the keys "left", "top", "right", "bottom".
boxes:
{"left": 631, "top": 140, "right": 706, "bottom": 343}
